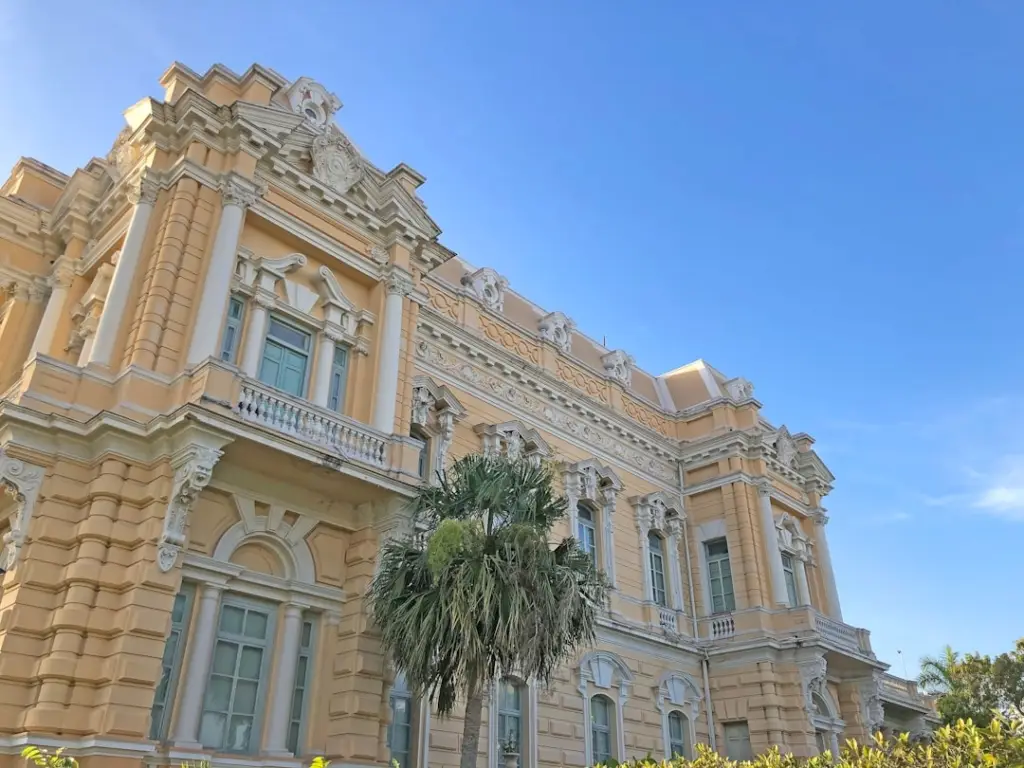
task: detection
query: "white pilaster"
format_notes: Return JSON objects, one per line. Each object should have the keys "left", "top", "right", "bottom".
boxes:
{"left": 171, "top": 582, "right": 224, "bottom": 746}
{"left": 28, "top": 261, "right": 75, "bottom": 358}
{"left": 187, "top": 177, "right": 261, "bottom": 366}
{"left": 666, "top": 522, "right": 685, "bottom": 611}
{"left": 240, "top": 294, "right": 272, "bottom": 378}
{"left": 601, "top": 489, "right": 618, "bottom": 587}
{"left": 313, "top": 330, "right": 341, "bottom": 408}
{"left": 88, "top": 177, "right": 159, "bottom": 366}
{"left": 265, "top": 603, "right": 305, "bottom": 755}
{"left": 794, "top": 552, "right": 811, "bottom": 606}
{"left": 756, "top": 480, "right": 790, "bottom": 607}
{"left": 371, "top": 267, "right": 413, "bottom": 432}
{"left": 811, "top": 511, "right": 843, "bottom": 620}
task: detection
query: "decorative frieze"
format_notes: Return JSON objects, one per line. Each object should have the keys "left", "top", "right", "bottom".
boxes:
{"left": 475, "top": 421, "right": 549, "bottom": 466}
{"left": 157, "top": 445, "right": 223, "bottom": 572}
{"left": 415, "top": 339, "right": 677, "bottom": 484}
{"left": 460, "top": 267, "right": 508, "bottom": 312}
{"left": 479, "top": 314, "right": 540, "bottom": 365}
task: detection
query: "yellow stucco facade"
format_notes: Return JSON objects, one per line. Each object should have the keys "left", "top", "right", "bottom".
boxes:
{"left": 0, "top": 62, "right": 936, "bottom": 768}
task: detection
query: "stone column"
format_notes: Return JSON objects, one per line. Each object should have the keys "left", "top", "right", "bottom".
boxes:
{"left": 794, "top": 552, "right": 811, "bottom": 606}
{"left": 312, "top": 329, "right": 342, "bottom": 409}
{"left": 811, "top": 510, "right": 843, "bottom": 620}
{"left": 87, "top": 177, "right": 159, "bottom": 366}
{"left": 172, "top": 582, "right": 224, "bottom": 746}
{"left": 265, "top": 603, "right": 306, "bottom": 755}
{"left": 756, "top": 480, "right": 790, "bottom": 607}
{"left": 240, "top": 293, "right": 273, "bottom": 378}
{"left": 28, "top": 260, "right": 75, "bottom": 358}
{"left": 371, "top": 267, "right": 413, "bottom": 432}
{"left": 601, "top": 488, "right": 618, "bottom": 586}
{"left": 666, "top": 519, "right": 685, "bottom": 611}
{"left": 186, "top": 177, "right": 261, "bottom": 366}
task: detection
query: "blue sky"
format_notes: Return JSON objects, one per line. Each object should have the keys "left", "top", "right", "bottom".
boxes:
{"left": 2, "top": 1, "right": 1021, "bottom": 676}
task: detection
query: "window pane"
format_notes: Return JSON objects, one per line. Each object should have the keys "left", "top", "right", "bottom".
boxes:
{"left": 591, "top": 696, "right": 609, "bottom": 726}
{"left": 578, "top": 504, "right": 593, "bottom": 521}
{"left": 268, "top": 318, "right": 310, "bottom": 350}
{"left": 228, "top": 715, "right": 254, "bottom": 751}
{"left": 212, "top": 642, "right": 239, "bottom": 675}
{"left": 199, "top": 711, "right": 226, "bottom": 749}
{"left": 669, "top": 712, "right": 683, "bottom": 740}
{"left": 234, "top": 679, "right": 258, "bottom": 715}
{"left": 204, "top": 675, "right": 233, "bottom": 711}
{"left": 300, "top": 621, "right": 313, "bottom": 648}
{"left": 238, "top": 646, "right": 263, "bottom": 679}
{"left": 220, "top": 606, "right": 244, "bottom": 635}
{"left": 243, "top": 610, "right": 269, "bottom": 639}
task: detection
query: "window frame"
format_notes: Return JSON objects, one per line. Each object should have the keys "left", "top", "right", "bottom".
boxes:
{"left": 496, "top": 677, "right": 524, "bottom": 765}
{"left": 667, "top": 710, "right": 690, "bottom": 759}
{"left": 723, "top": 720, "right": 753, "bottom": 761}
{"left": 286, "top": 614, "right": 317, "bottom": 756}
{"left": 258, "top": 314, "right": 313, "bottom": 398}
{"left": 388, "top": 674, "right": 415, "bottom": 768}
{"left": 220, "top": 295, "right": 246, "bottom": 364}
{"left": 198, "top": 595, "right": 277, "bottom": 754}
{"left": 576, "top": 503, "right": 598, "bottom": 561}
{"left": 590, "top": 694, "right": 615, "bottom": 766}
{"left": 648, "top": 530, "right": 668, "bottom": 607}
{"left": 781, "top": 552, "right": 798, "bottom": 607}
{"left": 149, "top": 583, "right": 196, "bottom": 741}
{"left": 705, "top": 537, "right": 736, "bottom": 614}
{"left": 326, "top": 343, "right": 350, "bottom": 413}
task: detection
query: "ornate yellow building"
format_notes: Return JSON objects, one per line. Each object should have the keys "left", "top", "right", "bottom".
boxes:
{"left": 0, "top": 62, "right": 935, "bottom": 768}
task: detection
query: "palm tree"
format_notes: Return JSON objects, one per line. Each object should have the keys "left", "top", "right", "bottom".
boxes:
{"left": 919, "top": 645, "right": 961, "bottom": 695}
{"left": 369, "top": 453, "right": 608, "bottom": 768}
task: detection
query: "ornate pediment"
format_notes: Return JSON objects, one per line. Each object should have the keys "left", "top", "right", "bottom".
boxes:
{"left": 285, "top": 76, "right": 341, "bottom": 131}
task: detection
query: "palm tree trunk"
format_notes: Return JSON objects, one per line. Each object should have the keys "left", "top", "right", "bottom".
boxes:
{"left": 460, "top": 680, "right": 486, "bottom": 768}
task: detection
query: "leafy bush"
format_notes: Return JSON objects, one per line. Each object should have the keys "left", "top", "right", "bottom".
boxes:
{"left": 21, "top": 747, "right": 331, "bottom": 768}
{"left": 594, "top": 717, "right": 1024, "bottom": 768}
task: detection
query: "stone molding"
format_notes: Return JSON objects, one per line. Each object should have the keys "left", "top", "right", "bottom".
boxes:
{"left": 537, "top": 311, "right": 574, "bottom": 353}
{"left": 311, "top": 125, "right": 364, "bottom": 194}
{"left": 460, "top": 267, "right": 508, "bottom": 312}
{"left": 0, "top": 449, "right": 44, "bottom": 571}
{"left": 601, "top": 349, "right": 635, "bottom": 387}
{"left": 860, "top": 673, "right": 885, "bottom": 733}
{"left": 798, "top": 654, "right": 828, "bottom": 717}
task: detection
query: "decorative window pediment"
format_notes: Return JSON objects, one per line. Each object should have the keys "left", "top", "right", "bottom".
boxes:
{"left": 475, "top": 421, "right": 549, "bottom": 465}
{"left": 412, "top": 376, "right": 466, "bottom": 482}
{"left": 563, "top": 459, "right": 621, "bottom": 583}
{"left": 286, "top": 76, "right": 342, "bottom": 131}
{"left": 578, "top": 651, "right": 633, "bottom": 702}
{"left": 775, "top": 511, "right": 810, "bottom": 557}
{"left": 631, "top": 491, "right": 684, "bottom": 537}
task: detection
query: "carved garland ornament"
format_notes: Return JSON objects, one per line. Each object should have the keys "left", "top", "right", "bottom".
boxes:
{"left": 798, "top": 656, "right": 829, "bottom": 718}
{"left": 311, "top": 125, "right": 364, "bottom": 194}
{"left": 157, "top": 446, "right": 223, "bottom": 572}
{"left": 860, "top": 674, "right": 885, "bottom": 733}
{"left": 0, "top": 450, "right": 45, "bottom": 572}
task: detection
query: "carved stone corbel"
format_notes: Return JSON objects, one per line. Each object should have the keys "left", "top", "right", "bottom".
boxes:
{"left": 156, "top": 445, "right": 223, "bottom": 572}
{"left": 0, "top": 450, "right": 45, "bottom": 572}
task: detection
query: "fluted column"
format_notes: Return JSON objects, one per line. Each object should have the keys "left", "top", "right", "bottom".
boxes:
{"left": 240, "top": 293, "right": 273, "bottom": 378}
{"left": 756, "top": 480, "right": 790, "bottom": 607}
{"left": 88, "top": 177, "right": 159, "bottom": 366}
{"left": 28, "top": 260, "right": 75, "bottom": 358}
{"left": 811, "top": 510, "right": 843, "bottom": 620}
{"left": 371, "top": 266, "right": 413, "bottom": 432}
{"left": 187, "top": 176, "right": 261, "bottom": 366}
{"left": 265, "top": 603, "right": 306, "bottom": 755}
{"left": 171, "top": 582, "right": 224, "bottom": 746}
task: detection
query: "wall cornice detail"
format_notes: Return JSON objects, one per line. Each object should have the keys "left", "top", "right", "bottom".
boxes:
{"left": 414, "top": 330, "right": 679, "bottom": 487}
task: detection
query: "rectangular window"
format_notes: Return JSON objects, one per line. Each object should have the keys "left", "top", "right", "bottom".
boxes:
{"left": 199, "top": 600, "right": 275, "bottom": 753}
{"left": 286, "top": 617, "right": 316, "bottom": 755}
{"left": 411, "top": 426, "right": 432, "bottom": 481}
{"left": 723, "top": 721, "right": 753, "bottom": 761}
{"left": 149, "top": 584, "right": 195, "bottom": 740}
{"left": 648, "top": 531, "right": 668, "bottom": 606}
{"left": 591, "top": 695, "right": 614, "bottom": 764}
{"left": 327, "top": 345, "right": 349, "bottom": 412}
{"left": 497, "top": 678, "right": 523, "bottom": 766}
{"left": 705, "top": 538, "right": 736, "bottom": 613}
{"left": 781, "top": 553, "right": 798, "bottom": 607}
{"left": 258, "top": 316, "right": 311, "bottom": 397}
{"left": 577, "top": 505, "right": 597, "bottom": 561}
{"left": 388, "top": 685, "right": 414, "bottom": 768}
{"left": 220, "top": 296, "right": 246, "bottom": 363}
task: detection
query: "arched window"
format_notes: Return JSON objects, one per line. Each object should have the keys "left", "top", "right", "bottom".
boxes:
{"left": 648, "top": 531, "right": 667, "bottom": 606}
{"left": 497, "top": 677, "right": 523, "bottom": 764}
{"left": 577, "top": 503, "right": 597, "bottom": 560}
{"left": 389, "top": 674, "right": 414, "bottom": 768}
{"left": 668, "top": 711, "right": 689, "bottom": 758}
{"left": 590, "top": 694, "right": 615, "bottom": 765}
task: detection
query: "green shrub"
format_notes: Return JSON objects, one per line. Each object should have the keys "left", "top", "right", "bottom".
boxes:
{"left": 594, "top": 717, "right": 1024, "bottom": 768}
{"left": 21, "top": 747, "right": 331, "bottom": 768}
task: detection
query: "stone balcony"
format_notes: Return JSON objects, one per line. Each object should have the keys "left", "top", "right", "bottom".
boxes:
{"left": 696, "top": 606, "right": 874, "bottom": 658}
{"left": 879, "top": 673, "right": 936, "bottom": 714}
{"left": 2, "top": 354, "right": 423, "bottom": 487}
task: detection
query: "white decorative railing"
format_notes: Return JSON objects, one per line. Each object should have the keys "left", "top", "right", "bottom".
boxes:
{"left": 708, "top": 614, "right": 735, "bottom": 640}
{"left": 815, "top": 613, "right": 871, "bottom": 655}
{"left": 236, "top": 380, "right": 388, "bottom": 468}
{"left": 658, "top": 607, "right": 677, "bottom": 632}
{"left": 880, "top": 673, "right": 929, "bottom": 706}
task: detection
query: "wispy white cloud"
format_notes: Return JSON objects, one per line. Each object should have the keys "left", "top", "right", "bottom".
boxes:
{"left": 971, "top": 454, "right": 1024, "bottom": 522}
